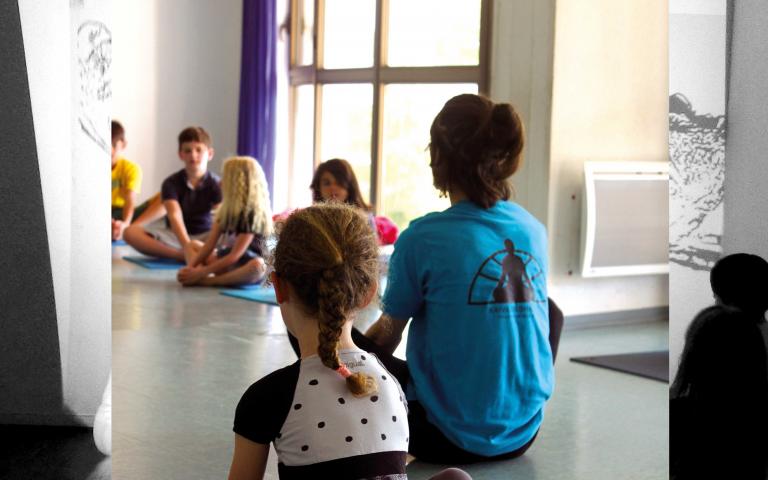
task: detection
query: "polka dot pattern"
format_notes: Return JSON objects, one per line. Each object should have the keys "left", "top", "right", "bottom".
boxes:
{"left": 273, "top": 349, "right": 409, "bottom": 467}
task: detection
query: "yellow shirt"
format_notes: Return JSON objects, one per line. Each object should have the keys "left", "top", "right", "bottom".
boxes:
{"left": 111, "top": 158, "right": 142, "bottom": 208}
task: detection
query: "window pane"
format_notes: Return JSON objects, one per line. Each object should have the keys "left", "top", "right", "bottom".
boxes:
{"left": 297, "top": 0, "right": 314, "bottom": 65}
{"left": 291, "top": 85, "right": 315, "bottom": 207}
{"left": 386, "top": 0, "right": 481, "bottom": 67}
{"left": 381, "top": 83, "right": 478, "bottom": 230}
{"left": 320, "top": 84, "right": 373, "bottom": 203}
{"left": 323, "top": 0, "right": 375, "bottom": 69}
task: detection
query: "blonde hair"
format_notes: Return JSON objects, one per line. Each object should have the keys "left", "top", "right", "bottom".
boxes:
{"left": 273, "top": 203, "right": 379, "bottom": 397}
{"left": 215, "top": 156, "right": 273, "bottom": 236}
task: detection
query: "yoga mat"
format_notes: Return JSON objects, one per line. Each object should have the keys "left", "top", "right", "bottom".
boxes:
{"left": 570, "top": 350, "right": 669, "bottom": 383}
{"left": 220, "top": 285, "right": 278, "bottom": 305}
{"left": 112, "top": 239, "right": 127, "bottom": 246}
{"left": 122, "top": 255, "right": 185, "bottom": 270}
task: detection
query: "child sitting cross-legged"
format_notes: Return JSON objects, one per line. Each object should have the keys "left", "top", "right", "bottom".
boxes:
{"left": 227, "top": 202, "right": 471, "bottom": 480}
{"left": 124, "top": 126, "right": 221, "bottom": 263}
{"left": 177, "top": 156, "right": 271, "bottom": 287}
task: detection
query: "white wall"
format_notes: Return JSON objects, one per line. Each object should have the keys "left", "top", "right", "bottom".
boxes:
{"left": 460, "top": 0, "right": 671, "bottom": 316}
{"left": 723, "top": 0, "right": 768, "bottom": 258}
{"left": 112, "top": 0, "right": 243, "bottom": 200}
{"left": 1, "top": 0, "right": 111, "bottom": 425}
{"left": 547, "top": 0, "right": 669, "bottom": 315}
{"left": 668, "top": 0, "right": 728, "bottom": 377}
{"left": 489, "top": 0, "right": 555, "bottom": 225}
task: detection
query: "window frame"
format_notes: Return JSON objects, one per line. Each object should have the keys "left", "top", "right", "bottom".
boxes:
{"left": 287, "top": 0, "right": 492, "bottom": 213}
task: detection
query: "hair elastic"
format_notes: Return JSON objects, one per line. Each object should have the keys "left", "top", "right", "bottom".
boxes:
{"left": 336, "top": 364, "right": 352, "bottom": 378}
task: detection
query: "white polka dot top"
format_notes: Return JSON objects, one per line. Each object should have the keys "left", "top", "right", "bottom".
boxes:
{"left": 234, "top": 348, "right": 409, "bottom": 479}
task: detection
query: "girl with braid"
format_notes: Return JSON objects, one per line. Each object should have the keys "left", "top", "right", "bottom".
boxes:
{"left": 228, "top": 203, "right": 472, "bottom": 480}
{"left": 177, "top": 156, "right": 272, "bottom": 287}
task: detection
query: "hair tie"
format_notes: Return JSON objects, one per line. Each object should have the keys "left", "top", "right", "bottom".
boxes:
{"left": 336, "top": 364, "right": 352, "bottom": 378}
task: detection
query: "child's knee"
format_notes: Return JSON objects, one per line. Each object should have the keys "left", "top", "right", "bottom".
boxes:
{"left": 123, "top": 224, "right": 143, "bottom": 245}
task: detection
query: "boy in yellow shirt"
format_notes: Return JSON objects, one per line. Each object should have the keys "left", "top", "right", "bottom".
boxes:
{"left": 111, "top": 121, "right": 143, "bottom": 240}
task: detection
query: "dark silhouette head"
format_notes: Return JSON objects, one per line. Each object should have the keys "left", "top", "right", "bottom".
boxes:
{"left": 504, "top": 239, "right": 515, "bottom": 252}
{"left": 710, "top": 253, "right": 768, "bottom": 319}
{"left": 671, "top": 305, "right": 768, "bottom": 402}
{"left": 429, "top": 94, "right": 525, "bottom": 208}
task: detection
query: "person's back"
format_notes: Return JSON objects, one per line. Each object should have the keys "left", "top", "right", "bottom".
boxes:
{"left": 236, "top": 349, "right": 408, "bottom": 477}
{"left": 367, "top": 94, "right": 558, "bottom": 462}
{"left": 388, "top": 199, "right": 552, "bottom": 456}
{"left": 670, "top": 305, "right": 768, "bottom": 479}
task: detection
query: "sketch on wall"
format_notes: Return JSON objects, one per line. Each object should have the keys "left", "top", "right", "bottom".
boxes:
{"left": 668, "top": 0, "right": 729, "bottom": 377}
{"left": 669, "top": 1, "right": 728, "bottom": 272}
{"left": 76, "top": 19, "right": 111, "bottom": 153}
{"left": 669, "top": 92, "right": 726, "bottom": 270}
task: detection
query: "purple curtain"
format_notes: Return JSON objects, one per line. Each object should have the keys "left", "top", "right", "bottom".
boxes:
{"left": 238, "top": 0, "right": 277, "bottom": 204}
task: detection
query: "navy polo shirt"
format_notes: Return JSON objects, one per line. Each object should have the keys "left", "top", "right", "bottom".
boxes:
{"left": 161, "top": 169, "right": 222, "bottom": 235}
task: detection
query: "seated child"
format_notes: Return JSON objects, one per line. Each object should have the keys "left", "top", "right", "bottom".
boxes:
{"left": 177, "top": 156, "right": 271, "bottom": 287}
{"left": 670, "top": 305, "right": 768, "bottom": 478}
{"left": 274, "top": 159, "right": 399, "bottom": 244}
{"left": 111, "top": 120, "right": 143, "bottom": 240}
{"left": 227, "top": 203, "right": 470, "bottom": 480}
{"left": 124, "top": 126, "right": 221, "bottom": 263}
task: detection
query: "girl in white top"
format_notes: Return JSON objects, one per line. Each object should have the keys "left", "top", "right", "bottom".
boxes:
{"left": 227, "top": 203, "right": 471, "bottom": 480}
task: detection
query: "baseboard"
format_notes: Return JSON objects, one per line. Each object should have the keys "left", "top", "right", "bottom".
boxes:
{"left": 0, "top": 413, "right": 94, "bottom": 427}
{"left": 564, "top": 306, "right": 669, "bottom": 330}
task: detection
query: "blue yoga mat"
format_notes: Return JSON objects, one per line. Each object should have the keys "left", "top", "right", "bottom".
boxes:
{"left": 123, "top": 255, "right": 185, "bottom": 270}
{"left": 112, "top": 239, "right": 127, "bottom": 246}
{"left": 220, "top": 285, "right": 278, "bottom": 305}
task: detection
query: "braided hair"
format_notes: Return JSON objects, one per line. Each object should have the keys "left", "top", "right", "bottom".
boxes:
{"left": 273, "top": 202, "right": 379, "bottom": 396}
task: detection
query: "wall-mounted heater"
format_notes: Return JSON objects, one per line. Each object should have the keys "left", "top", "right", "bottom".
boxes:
{"left": 581, "top": 161, "right": 669, "bottom": 277}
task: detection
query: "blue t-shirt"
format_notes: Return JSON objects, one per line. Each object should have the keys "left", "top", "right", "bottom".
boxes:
{"left": 382, "top": 200, "right": 553, "bottom": 457}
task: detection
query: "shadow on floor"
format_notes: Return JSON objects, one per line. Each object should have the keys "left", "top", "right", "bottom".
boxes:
{"left": 0, "top": 425, "right": 109, "bottom": 480}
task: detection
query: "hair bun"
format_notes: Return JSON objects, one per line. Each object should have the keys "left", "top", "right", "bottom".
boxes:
{"left": 488, "top": 103, "right": 522, "bottom": 151}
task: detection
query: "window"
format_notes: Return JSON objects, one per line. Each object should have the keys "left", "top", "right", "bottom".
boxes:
{"left": 287, "top": 0, "right": 490, "bottom": 230}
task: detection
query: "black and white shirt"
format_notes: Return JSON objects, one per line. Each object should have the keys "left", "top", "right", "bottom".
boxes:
{"left": 234, "top": 348, "right": 409, "bottom": 480}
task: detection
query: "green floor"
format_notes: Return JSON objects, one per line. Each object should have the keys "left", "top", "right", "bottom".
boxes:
{"left": 112, "top": 245, "right": 668, "bottom": 479}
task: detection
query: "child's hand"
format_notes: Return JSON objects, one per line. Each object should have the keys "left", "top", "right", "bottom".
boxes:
{"left": 112, "top": 219, "right": 124, "bottom": 241}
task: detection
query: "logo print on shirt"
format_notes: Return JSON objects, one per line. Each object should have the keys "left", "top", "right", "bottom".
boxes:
{"left": 467, "top": 238, "right": 545, "bottom": 305}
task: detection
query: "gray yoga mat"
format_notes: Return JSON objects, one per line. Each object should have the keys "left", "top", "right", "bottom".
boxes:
{"left": 570, "top": 350, "right": 669, "bottom": 382}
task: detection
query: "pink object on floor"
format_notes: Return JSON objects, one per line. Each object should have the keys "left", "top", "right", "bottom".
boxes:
{"left": 375, "top": 215, "right": 399, "bottom": 245}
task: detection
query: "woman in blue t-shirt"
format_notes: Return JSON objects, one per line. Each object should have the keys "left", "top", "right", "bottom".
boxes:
{"left": 359, "top": 93, "right": 563, "bottom": 463}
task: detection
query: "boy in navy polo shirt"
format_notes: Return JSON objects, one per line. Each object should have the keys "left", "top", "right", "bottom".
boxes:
{"left": 124, "top": 127, "right": 222, "bottom": 263}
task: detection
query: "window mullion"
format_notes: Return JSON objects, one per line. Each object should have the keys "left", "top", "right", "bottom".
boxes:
{"left": 312, "top": 0, "right": 323, "bottom": 169}
{"left": 479, "top": 0, "right": 492, "bottom": 95}
{"left": 370, "top": 0, "right": 388, "bottom": 214}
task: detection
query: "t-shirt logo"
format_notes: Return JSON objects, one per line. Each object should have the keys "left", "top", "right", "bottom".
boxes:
{"left": 468, "top": 239, "right": 545, "bottom": 305}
